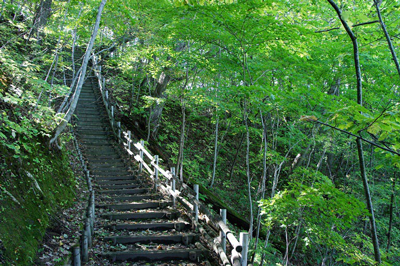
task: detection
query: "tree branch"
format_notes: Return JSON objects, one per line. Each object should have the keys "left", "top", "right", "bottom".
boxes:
{"left": 352, "top": 20, "right": 379, "bottom": 27}
{"left": 315, "top": 27, "right": 340, "bottom": 33}
{"left": 313, "top": 120, "right": 400, "bottom": 156}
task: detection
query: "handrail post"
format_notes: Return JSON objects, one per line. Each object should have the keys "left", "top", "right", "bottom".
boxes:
{"left": 171, "top": 167, "right": 176, "bottom": 207}
{"left": 86, "top": 220, "right": 92, "bottom": 247}
{"left": 105, "top": 90, "right": 109, "bottom": 109}
{"left": 111, "top": 105, "right": 114, "bottom": 128}
{"left": 73, "top": 246, "right": 81, "bottom": 266}
{"left": 117, "top": 122, "right": 121, "bottom": 142}
{"left": 220, "top": 209, "right": 227, "bottom": 253}
{"left": 139, "top": 140, "right": 144, "bottom": 173}
{"left": 240, "top": 232, "right": 249, "bottom": 266}
{"left": 128, "top": 130, "right": 131, "bottom": 152}
{"left": 81, "top": 229, "right": 88, "bottom": 263}
{"left": 154, "top": 155, "right": 159, "bottom": 191}
{"left": 194, "top": 184, "right": 199, "bottom": 223}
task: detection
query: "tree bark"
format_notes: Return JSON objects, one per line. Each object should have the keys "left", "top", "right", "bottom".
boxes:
{"left": 243, "top": 99, "right": 253, "bottom": 239}
{"left": 252, "top": 110, "right": 268, "bottom": 262}
{"left": 176, "top": 69, "right": 189, "bottom": 182}
{"left": 386, "top": 173, "right": 396, "bottom": 252}
{"left": 210, "top": 113, "right": 219, "bottom": 188}
{"left": 49, "top": 0, "right": 107, "bottom": 146}
{"left": 373, "top": 0, "right": 400, "bottom": 79}
{"left": 327, "top": 1, "right": 381, "bottom": 262}
{"left": 30, "top": 0, "right": 52, "bottom": 41}
{"left": 229, "top": 132, "right": 245, "bottom": 180}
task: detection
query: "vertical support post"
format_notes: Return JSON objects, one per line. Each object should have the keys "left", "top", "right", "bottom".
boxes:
{"left": 105, "top": 90, "right": 109, "bottom": 109}
{"left": 90, "top": 193, "right": 95, "bottom": 233}
{"left": 171, "top": 167, "right": 176, "bottom": 207}
{"left": 86, "top": 219, "right": 92, "bottom": 247}
{"left": 99, "top": 65, "right": 102, "bottom": 81}
{"left": 81, "top": 230, "right": 88, "bottom": 263}
{"left": 240, "top": 232, "right": 249, "bottom": 266}
{"left": 154, "top": 155, "right": 159, "bottom": 190}
{"left": 194, "top": 184, "right": 199, "bottom": 222}
{"left": 117, "top": 122, "right": 121, "bottom": 142}
{"left": 220, "top": 209, "right": 227, "bottom": 253}
{"left": 73, "top": 246, "right": 81, "bottom": 266}
{"left": 111, "top": 105, "right": 114, "bottom": 128}
{"left": 91, "top": 192, "right": 95, "bottom": 219}
{"left": 139, "top": 140, "right": 144, "bottom": 173}
{"left": 128, "top": 131, "right": 131, "bottom": 152}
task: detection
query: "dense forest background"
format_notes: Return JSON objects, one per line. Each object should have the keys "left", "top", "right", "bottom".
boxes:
{"left": 0, "top": 0, "right": 399, "bottom": 265}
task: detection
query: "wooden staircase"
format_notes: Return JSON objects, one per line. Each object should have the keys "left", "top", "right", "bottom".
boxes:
{"left": 74, "top": 77, "right": 208, "bottom": 265}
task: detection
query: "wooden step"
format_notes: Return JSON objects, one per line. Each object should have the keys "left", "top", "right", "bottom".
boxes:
{"left": 97, "top": 201, "right": 172, "bottom": 211}
{"left": 103, "top": 234, "right": 199, "bottom": 245}
{"left": 101, "top": 249, "right": 205, "bottom": 262}
{"left": 96, "top": 180, "right": 138, "bottom": 185}
{"left": 95, "top": 176, "right": 136, "bottom": 181}
{"left": 99, "top": 188, "right": 149, "bottom": 195}
{"left": 106, "top": 222, "right": 190, "bottom": 232}
{"left": 102, "top": 194, "right": 162, "bottom": 202}
{"left": 97, "top": 184, "right": 141, "bottom": 190}
{"left": 101, "top": 211, "right": 179, "bottom": 221}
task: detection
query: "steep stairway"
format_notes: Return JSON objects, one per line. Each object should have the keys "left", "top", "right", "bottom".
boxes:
{"left": 74, "top": 76, "right": 208, "bottom": 265}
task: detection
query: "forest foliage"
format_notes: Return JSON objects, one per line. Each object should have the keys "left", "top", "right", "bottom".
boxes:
{"left": 0, "top": 0, "right": 399, "bottom": 265}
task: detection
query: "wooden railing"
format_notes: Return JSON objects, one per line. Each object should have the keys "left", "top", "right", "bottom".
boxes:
{"left": 70, "top": 127, "right": 95, "bottom": 266}
{"left": 91, "top": 55, "right": 250, "bottom": 266}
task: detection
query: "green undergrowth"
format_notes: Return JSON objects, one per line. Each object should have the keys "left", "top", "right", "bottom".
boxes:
{"left": 0, "top": 14, "right": 77, "bottom": 265}
{"left": 0, "top": 137, "right": 76, "bottom": 265}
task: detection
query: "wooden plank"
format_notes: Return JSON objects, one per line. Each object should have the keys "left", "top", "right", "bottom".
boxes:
{"left": 133, "top": 142, "right": 154, "bottom": 161}
{"left": 99, "top": 188, "right": 149, "bottom": 195}
{"left": 95, "top": 176, "right": 136, "bottom": 181}
{"left": 101, "top": 211, "right": 179, "bottom": 220}
{"left": 134, "top": 155, "right": 154, "bottom": 175}
{"left": 97, "top": 201, "right": 171, "bottom": 210}
{"left": 101, "top": 249, "right": 205, "bottom": 262}
{"left": 104, "top": 234, "right": 199, "bottom": 245}
{"left": 108, "top": 222, "right": 190, "bottom": 231}
{"left": 98, "top": 184, "right": 141, "bottom": 190}
{"left": 106, "top": 194, "right": 162, "bottom": 202}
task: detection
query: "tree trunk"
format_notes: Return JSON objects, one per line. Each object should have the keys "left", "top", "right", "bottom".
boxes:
{"left": 229, "top": 132, "right": 245, "bottom": 180}
{"left": 374, "top": 0, "right": 400, "bottom": 78}
{"left": 30, "top": 0, "right": 52, "bottom": 41}
{"left": 327, "top": 1, "right": 381, "bottom": 262}
{"left": 49, "top": 0, "right": 107, "bottom": 146}
{"left": 252, "top": 110, "right": 268, "bottom": 262}
{"left": 210, "top": 113, "right": 219, "bottom": 188}
{"left": 243, "top": 100, "right": 253, "bottom": 239}
{"left": 386, "top": 173, "right": 396, "bottom": 252}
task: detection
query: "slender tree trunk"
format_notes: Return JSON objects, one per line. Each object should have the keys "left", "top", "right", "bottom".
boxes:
{"left": 327, "top": 1, "right": 381, "bottom": 262}
{"left": 49, "top": 0, "right": 107, "bottom": 146}
{"left": 252, "top": 110, "right": 268, "bottom": 262}
{"left": 374, "top": 0, "right": 400, "bottom": 78}
{"left": 229, "top": 132, "right": 245, "bottom": 180}
{"left": 176, "top": 100, "right": 186, "bottom": 182}
{"left": 176, "top": 68, "right": 189, "bottom": 182}
{"left": 244, "top": 100, "right": 253, "bottom": 239}
{"left": 210, "top": 113, "right": 219, "bottom": 188}
{"left": 387, "top": 173, "right": 396, "bottom": 252}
